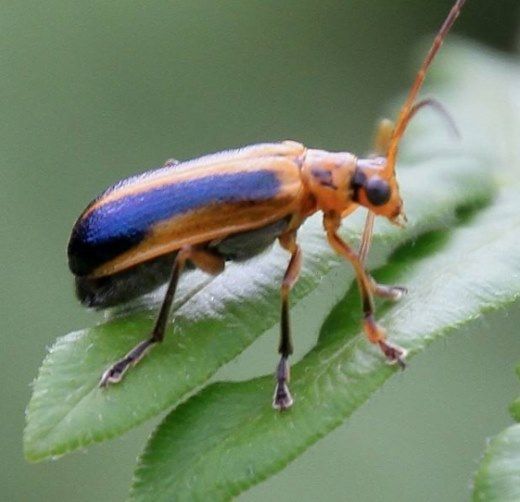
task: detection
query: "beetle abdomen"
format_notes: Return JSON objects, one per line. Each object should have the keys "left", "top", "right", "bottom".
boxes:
{"left": 76, "top": 217, "right": 290, "bottom": 309}
{"left": 75, "top": 252, "right": 178, "bottom": 308}
{"left": 210, "top": 216, "right": 290, "bottom": 261}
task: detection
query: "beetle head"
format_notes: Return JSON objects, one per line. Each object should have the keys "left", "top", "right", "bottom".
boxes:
{"left": 352, "top": 156, "right": 406, "bottom": 226}
{"left": 351, "top": 0, "right": 465, "bottom": 227}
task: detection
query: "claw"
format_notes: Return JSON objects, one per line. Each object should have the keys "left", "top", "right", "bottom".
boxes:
{"left": 99, "top": 359, "right": 130, "bottom": 388}
{"left": 374, "top": 284, "right": 408, "bottom": 301}
{"left": 388, "top": 285, "right": 408, "bottom": 301}
{"left": 99, "top": 339, "right": 155, "bottom": 388}
{"left": 273, "top": 357, "right": 293, "bottom": 410}
{"left": 379, "top": 340, "right": 408, "bottom": 369}
{"left": 273, "top": 382, "right": 294, "bottom": 411}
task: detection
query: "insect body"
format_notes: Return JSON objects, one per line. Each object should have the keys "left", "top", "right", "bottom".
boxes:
{"left": 68, "top": 0, "right": 465, "bottom": 410}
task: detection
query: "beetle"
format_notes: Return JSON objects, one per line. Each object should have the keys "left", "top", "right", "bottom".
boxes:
{"left": 68, "top": 0, "right": 465, "bottom": 410}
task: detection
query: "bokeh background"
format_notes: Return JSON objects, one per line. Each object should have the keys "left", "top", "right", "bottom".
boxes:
{"left": 1, "top": 1, "right": 520, "bottom": 500}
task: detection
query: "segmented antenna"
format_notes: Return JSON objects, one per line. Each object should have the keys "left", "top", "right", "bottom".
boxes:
{"left": 384, "top": 0, "right": 466, "bottom": 175}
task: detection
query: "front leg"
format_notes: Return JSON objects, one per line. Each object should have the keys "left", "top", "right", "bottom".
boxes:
{"left": 359, "top": 210, "right": 407, "bottom": 302}
{"left": 324, "top": 212, "right": 407, "bottom": 368}
{"left": 359, "top": 120, "right": 409, "bottom": 301}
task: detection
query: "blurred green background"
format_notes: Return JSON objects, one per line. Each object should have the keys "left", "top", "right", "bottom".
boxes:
{"left": 1, "top": 1, "right": 520, "bottom": 500}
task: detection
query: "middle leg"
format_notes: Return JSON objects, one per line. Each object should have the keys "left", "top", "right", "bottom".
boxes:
{"left": 359, "top": 210, "right": 407, "bottom": 302}
{"left": 273, "top": 231, "right": 302, "bottom": 410}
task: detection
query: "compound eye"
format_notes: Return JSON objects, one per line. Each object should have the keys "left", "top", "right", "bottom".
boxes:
{"left": 365, "top": 177, "right": 391, "bottom": 206}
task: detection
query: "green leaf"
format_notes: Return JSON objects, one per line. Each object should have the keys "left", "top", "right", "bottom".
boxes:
{"left": 464, "top": 43, "right": 520, "bottom": 502}
{"left": 24, "top": 159, "right": 487, "bottom": 462}
{"left": 510, "top": 366, "right": 520, "bottom": 423}
{"left": 472, "top": 363, "right": 520, "bottom": 501}
{"left": 473, "top": 424, "right": 520, "bottom": 501}
{"left": 129, "top": 43, "right": 520, "bottom": 500}
{"left": 131, "top": 188, "right": 520, "bottom": 501}
{"left": 24, "top": 49, "right": 493, "bottom": 463}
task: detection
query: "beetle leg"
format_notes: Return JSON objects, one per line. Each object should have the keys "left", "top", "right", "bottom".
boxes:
{"left": 373, "top": 118, "right": 395, "bottom": 156}
{"left": 99, "top": 246, "right": 225, "bottom": 387}
{"left": 163, "top": 158, "right": 180, "bottom": 167}
{"left": 273, "top": 231, "right": 302, "bottom": 411}
{"left": 358, "top": 211, "right": 375, "bottom": 263}
{"left": 324, "top": 213, "right": 407, "bottom": 368}
{"left": 371, "top": 281, "right": 408, "bottom": 301}
{"left": 359, "top": 210, "right": 407, "bottom": 302}
{"left": 366, "top": 120, "right": 408, "bottom": 300}
{"left": 188, "top": 247, "right": 226, "bottom": 275}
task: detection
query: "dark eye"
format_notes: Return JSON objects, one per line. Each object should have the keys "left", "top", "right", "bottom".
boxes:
{"left": 365, "top": 177, "right": 391, "bottom": 206}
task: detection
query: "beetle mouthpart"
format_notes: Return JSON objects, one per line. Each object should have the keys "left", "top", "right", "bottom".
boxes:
{"left": 391, "top": 212, "right": 407, "bottom": 228}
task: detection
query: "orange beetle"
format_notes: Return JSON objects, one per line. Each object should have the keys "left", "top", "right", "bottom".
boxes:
{"left": 68, "top": 0, "right": 465, "bottom": 410}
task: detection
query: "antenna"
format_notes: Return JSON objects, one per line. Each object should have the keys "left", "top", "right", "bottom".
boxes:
{"left": 384, "top": 0, "right": 466, "bottom": 176}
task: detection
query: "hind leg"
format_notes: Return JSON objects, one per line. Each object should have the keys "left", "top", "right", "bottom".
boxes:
{"left": 99, "top": 246, "right": 224, "bottom": 387}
